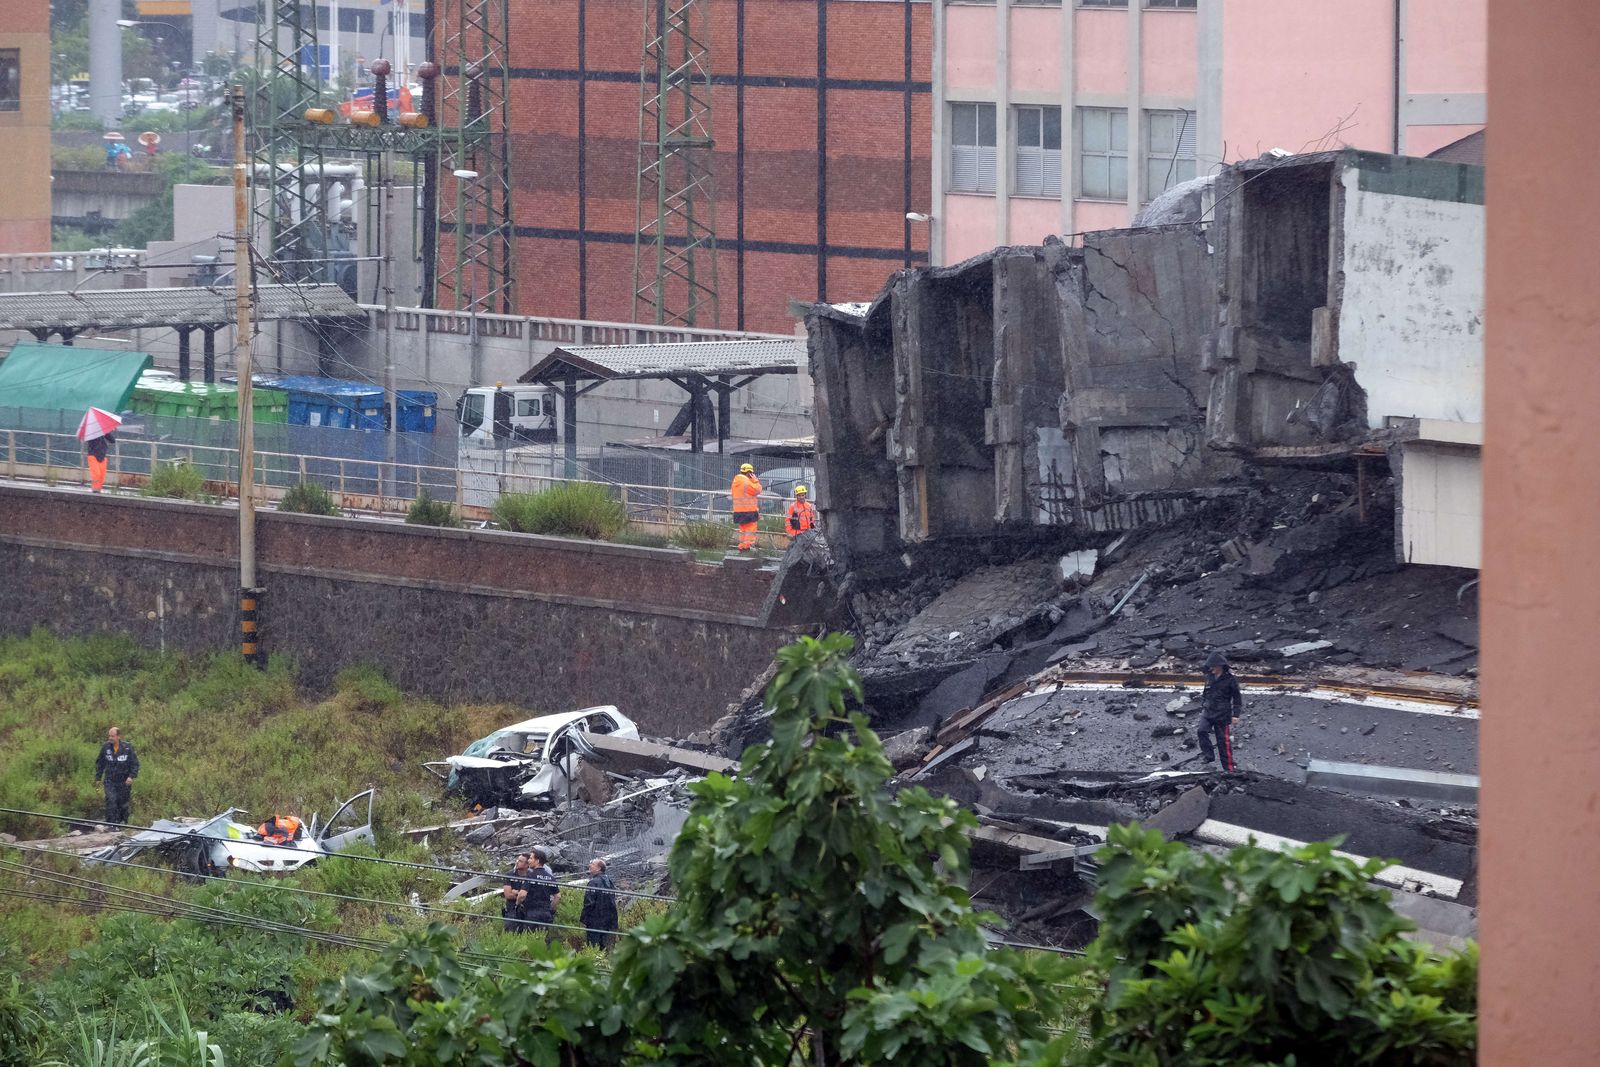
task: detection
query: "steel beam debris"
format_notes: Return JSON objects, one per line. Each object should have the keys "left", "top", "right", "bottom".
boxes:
{"left": 1305, "top": 760, "right": 1479, "bottom": 804}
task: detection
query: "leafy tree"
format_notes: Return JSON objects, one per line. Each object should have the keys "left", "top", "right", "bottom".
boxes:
{"left": 613, "top": 632, "right": 1073, "bottom": 1065}
{"left": 1071, "top": 824, "right": 1477, "bottom": 1066}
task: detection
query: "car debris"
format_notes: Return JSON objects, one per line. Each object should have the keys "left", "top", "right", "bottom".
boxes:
{"left": 87, "top": 789, "right": 375, "bottom": 877}
{"left": 424, "top": 706, "right": 640, "bottom": 808}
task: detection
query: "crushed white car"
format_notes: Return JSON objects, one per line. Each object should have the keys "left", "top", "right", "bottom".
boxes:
{"left": 90, "top": 789, "right": 375, "bottom": 877}
{"left": 425, "top": 706, "right": 639, "bottom": 807}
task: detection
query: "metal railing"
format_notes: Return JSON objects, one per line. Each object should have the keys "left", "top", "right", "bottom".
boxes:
{"left": 0, "top": 428, "right": 774, "bottom": 541}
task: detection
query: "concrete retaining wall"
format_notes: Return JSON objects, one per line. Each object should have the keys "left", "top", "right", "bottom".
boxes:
{"left": 0, "top": 485, "right": 790, "bottom": 735}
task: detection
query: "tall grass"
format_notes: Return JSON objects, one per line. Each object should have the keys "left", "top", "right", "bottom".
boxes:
{"left": 671, "top": 519, "right": 734, "bottom": 551}
{"left": 275, "top": 481, "right": 341, "bottom": 516}
{"left": 404, "top": 491, "right": 462, "bottom": 528}
{"left": 140, "top": 460, "right": 207, "bottom": 502}
{"left": 490, "top": 482, "right": 628, "bottom": 541}
{"left": 0, "top": 631, "right": 508, "bottom": 843}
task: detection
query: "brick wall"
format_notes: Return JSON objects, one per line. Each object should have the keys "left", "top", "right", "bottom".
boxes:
{"left": 478, "top": 0, "right": 932, "bottom": 331}
{"left": 0, "top": 486, "right": 790, "bottom": 735}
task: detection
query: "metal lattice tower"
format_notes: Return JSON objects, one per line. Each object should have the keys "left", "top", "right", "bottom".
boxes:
{"left": 250, "top": 1, "right": 514, "bottom": 312}
{"left": 433, "top": 0, "right": 516, "bottom": 314}
{"left": 632, "top": 0, "right": 720, "bottom": 328}
{"left": 252, "top": 0, "right": 335, "bottom": 285}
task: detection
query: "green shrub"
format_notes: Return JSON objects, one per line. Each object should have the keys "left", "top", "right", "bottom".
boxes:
{"left": 276, "top": 481, "right": 341, "bottom": 517}
{"left": 404, "top": 491, "right": 461, "bottom": 528}
{"left": 490, "top": 482, "right": 628, "bottom": 541}
{"left": 141, "top": 460, "right": 206, "bottom": 501}
{"left": 670, "top": 518, "right": 734, "bottom": 551}
{"left": 1071, "top": 823, "right": 1478, "bottom": 1065}
{"left": 53, "top": 112, "right": 105, "bottom": 131}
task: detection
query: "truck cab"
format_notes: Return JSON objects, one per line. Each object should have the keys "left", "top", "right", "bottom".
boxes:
{"left": 456, "top": 384, "right": 559, "bottom": 446}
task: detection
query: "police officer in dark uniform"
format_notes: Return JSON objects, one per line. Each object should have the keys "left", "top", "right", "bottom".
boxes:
{"left": 523, "top": 846, "right": 560, "bottom": 936}
{"left": 93, "top": 726, "right": 140, "bottom": 825}
{"left": 502, "top": 852, "right": 535, "bottom": 933}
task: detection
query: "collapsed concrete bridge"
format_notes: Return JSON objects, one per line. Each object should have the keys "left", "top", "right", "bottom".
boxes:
{"left": 804, "top": 149, "right": 1484, "bottom": 575}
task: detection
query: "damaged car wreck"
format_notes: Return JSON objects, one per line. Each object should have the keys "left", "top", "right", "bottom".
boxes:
{"left": 85, "top": 790, "right": 376, "bottom": 878}
{"left": 425, "top": 707, "right": 641, "bottom": 809}
{"left": 733, "top": 147, "right": 1487, "bottom": 951}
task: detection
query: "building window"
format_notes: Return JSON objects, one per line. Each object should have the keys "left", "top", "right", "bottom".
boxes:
{"left": 1014, "top": 106, "right": 1062, "bottom": 198}
{"left": 1077, "top": 107, "right": 1128, "bottom": 200}
{"left": 1080, "top": 0, "right": 1129, "bottom": 7}
{"left": 949, "top": 102, "right": 997, "bottom": 194}
{"left": 338, "top": 9, "right": 375, "bottom": 34}
{"left": 1146, "top": 0, "right": 1198, "bottom": 7}
{"left": 0, "top": 51, "right": 18, "bottom": 113}
{"left": 409, "top": 13, "right": 429, "bottom": 36}
{"left": 1145, "top": 109, "right": 1197, "bottom": 199}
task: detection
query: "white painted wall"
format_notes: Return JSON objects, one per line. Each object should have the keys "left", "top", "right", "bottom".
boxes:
{"left": 1337, "top": 166, "right": 1485, "bottom": 427}
{"left": 1399, "top": 437, "right": 1482, "bottom": 569}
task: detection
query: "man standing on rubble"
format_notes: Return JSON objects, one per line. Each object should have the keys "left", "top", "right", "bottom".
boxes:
{"left": 580, "top": 857, "right": 619, "bottom": 949}
{"left": 502, "top": 852, "right": 534, "bottom": 933}
{"left": 1197, "top": 651, "right": 1242, "bottom": 772}
{"left": 522, "top": 846, "right": 560, "bottom": 936}
{"left": 93, "top": 726, "right": 139, "bottom": 826}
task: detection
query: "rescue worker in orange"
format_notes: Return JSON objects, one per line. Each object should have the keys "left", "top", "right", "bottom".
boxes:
{"left": 730, "top": 462, "right": 763, "bottom": 551}
{"left": 785, "top": 485, "right": 817, "bottom": 539}
{"left": 86, "top": 431, "right": 115, "bottom": 493}
{"left": 257, "top": 814, "right": 303, "bottom": 844}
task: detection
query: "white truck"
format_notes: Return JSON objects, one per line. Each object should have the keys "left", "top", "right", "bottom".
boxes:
{"left": 455, "top": 383, "right": 566, "bottom": 508}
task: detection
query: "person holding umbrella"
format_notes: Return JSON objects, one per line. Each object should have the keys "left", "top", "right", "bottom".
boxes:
{"left": 78, "top": 407, "right": 122, "bottom": 493}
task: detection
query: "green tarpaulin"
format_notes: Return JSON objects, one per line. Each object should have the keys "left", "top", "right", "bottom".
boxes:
{"left": 0, "top": 343, "right": 154, "bottom": 415}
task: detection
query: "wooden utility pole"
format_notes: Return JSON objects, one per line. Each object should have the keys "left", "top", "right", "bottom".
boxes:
{"left": 231, "top": 84, "right": 262, "bottom": 665}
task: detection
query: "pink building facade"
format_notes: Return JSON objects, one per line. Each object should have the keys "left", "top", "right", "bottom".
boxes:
{"left": 930, "top": 0, "right": 1486, "bottom": 265}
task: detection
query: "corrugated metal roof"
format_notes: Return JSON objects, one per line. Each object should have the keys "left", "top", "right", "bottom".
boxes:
{"left": 0, "top": 284, "right": 363, "bottom": 331}
{"left": 0, "top": 343, "right": 153, "bottom": 413}
{"left": 520, "top": 337, "right": 805, "bottom": 383}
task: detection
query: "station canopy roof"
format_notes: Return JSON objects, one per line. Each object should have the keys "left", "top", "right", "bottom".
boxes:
{"left": 520, "top": 337, "right": 804, "bottom": 385}
{"left": 0, "top": 284, "right": 363, "bottom": 333}
{"left": 0, "top": 343, "right": 153, "bottom": 413}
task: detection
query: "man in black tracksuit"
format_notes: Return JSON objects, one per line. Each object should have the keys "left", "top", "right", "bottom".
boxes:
{"left": 580, "top": 857, "right": 619, "bottom": 949}
{"left": 1197, "top": 652, "right": 1242, "bottom": 772}
{"left": 93, "top": 726, "right": 140, "bottom": 824}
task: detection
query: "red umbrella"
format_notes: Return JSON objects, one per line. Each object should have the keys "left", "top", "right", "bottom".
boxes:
{"left": 76, "top": 407, "right": 123, "bottom": 442}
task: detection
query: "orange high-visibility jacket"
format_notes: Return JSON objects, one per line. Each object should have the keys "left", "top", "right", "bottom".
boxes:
{"left": 786, "top": 500, "right": 817, "bottom": 536}
{"left": 258, "top": 815, "right": 301, "bottom": 843}
{"left": 730, "top": 473, "right": 762, "bottom": 514}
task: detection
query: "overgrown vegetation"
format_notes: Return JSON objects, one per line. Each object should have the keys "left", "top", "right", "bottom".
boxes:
{"left": 276, "top": 481, "right": 342, "bottom": 517}
{"left": 404, "top": 491, "right": 461, "bottom": 528}
{"left": 670, "top": 517, "right": 734, "bottom": 550}
{"left": 140, "top": 459, "right": 207, "bottom": 501}
{"left": 490, "top": 482, "right": 628, "bottom": 541}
